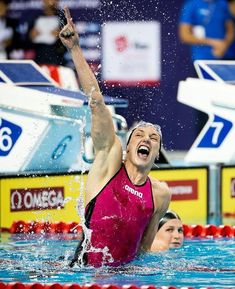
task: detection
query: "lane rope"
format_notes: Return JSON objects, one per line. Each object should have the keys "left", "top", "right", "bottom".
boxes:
{"left": 2, "top": 221, "right": 234, "bottom": 238}
{"left": 0, "top": 282, "right": 216, "bottom": 289}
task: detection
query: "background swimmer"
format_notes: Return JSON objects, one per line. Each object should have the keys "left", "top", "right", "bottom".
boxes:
{"left": 150, "top": 210, "right": 184, "bottom": 252}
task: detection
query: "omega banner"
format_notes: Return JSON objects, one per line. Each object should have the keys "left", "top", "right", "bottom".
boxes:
{"left": 150, "top": 167, "right": 208, "bottom": 224}
{"left": 0, "top": 174, "right": 87, "bottom": 229}
{"left": 221, "top": 166, "right": 235, "bottom": 226}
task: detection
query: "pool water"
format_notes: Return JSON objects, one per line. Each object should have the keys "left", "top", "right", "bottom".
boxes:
{"left": 0, "top": 233, "right": 234, "bottom": 289}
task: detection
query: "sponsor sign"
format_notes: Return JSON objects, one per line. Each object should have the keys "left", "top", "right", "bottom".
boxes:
{"left": 102, "top": 21, "right": 161, "bottom": 86}
{"left": 167, "top": 180, "right": 198, "bottom": 201}
{"left": 221, "top": 167, "right": 235, "bottom": 225}
{"left": 230, "top": 178, "right": 235, "bottom": 198}
{"left": 0, "top": 174, "right": 87, "bottom": 228}
{"left": 149, "top": 167, "right": 208, "bottom": 224}
{"left": 10, "top": 187, "right": 64, "bottom": 212}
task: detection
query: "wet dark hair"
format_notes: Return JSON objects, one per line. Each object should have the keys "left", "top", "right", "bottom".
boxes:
{"left": 157, "top": 210, "right": 181, "bottom": 231}
{"left": 126, "top": 121, "right": 162, "bottom": 147}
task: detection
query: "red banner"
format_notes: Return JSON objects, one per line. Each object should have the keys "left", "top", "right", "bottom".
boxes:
{"left": 166, "top": 180, "right": 198, "bottom": 201}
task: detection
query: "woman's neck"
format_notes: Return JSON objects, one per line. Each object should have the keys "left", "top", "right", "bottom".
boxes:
{"left": 124, "top": 161, "right": 149, "bottom": 185}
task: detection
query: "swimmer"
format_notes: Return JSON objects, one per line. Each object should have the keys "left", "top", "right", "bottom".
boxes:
{"left": 59, "top": 7, "right": 171, "bottom": 268}
{"left": 150, "top": 210, "right": 184, "bottom": 252}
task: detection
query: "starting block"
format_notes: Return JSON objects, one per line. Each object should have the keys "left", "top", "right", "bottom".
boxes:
{"left": 177, "top": 60, "right": 235, "bottom": 164}
{"left": 0, "top": 60, "right": 128, "bottom": 173}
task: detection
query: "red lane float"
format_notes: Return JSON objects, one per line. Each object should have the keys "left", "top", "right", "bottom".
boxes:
{"left": 63, "top": 285, "right": 82, "bottom": 289}
{"left": 0, "top": 283, "right": 219, "bottom": 289}
{"left": 24, "top": 284, "right": 44, "bottom": 289}
{"left": 183, "top": 224, "right": 234, "bottom": 237}
{"left": 44, "top": 284, "right": 63, "bottom": 289}
{"left": 9, "top": 221, "right": 82, "bottom": 235}
{"left": 204, "top": 225, "right": 218, "bottom": 237}
{"left": 5, "top": 222, "right": 235, "bottom": 238}
{"left": 102, "top": 285, "right": 120, "bottom": 289}
{"left": 6, "top": 283, "right": 26, "bottom": 289}
{"left": 83, "top": 285, "right": 102, "bottom": 289}
{"left": 0, "top": 283, "right": 7, "bottom": 289}
{"left": 218, "top": 225, "right": 234, "bottom": 237}
{"left": 182, "top": 224, "right": 192, "bottom": 237}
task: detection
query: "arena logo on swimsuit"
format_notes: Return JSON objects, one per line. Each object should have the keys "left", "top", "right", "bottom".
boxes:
{"left": 124, "top": 184, "right": 143, "bottom": 198}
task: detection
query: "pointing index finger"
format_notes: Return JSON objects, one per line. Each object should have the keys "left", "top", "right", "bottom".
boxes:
{"left": 64, "top": 6, "right": 73, "bottom": 24}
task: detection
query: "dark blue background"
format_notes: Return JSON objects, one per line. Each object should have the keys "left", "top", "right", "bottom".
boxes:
{"left": 97, "top": 0, "right": 201, "bottom": 151}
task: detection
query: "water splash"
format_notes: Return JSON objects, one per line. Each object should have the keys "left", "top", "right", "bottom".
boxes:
{"left": 68, "top": 115, "right": 115, "bottom": 267}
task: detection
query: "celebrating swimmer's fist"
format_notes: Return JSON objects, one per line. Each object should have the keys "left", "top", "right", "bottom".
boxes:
{"left": 59, "top": 7, "right": 78, "bottom": 49}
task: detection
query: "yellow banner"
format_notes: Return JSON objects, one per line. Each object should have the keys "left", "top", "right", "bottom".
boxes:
{"left": 0, "top": 167, "right": 209, "bottom": 229}
{"left": 0, "top": 174, "right": 87, "bottom": 228}
{"left": 150, "top": 167, "right": 208, "bottom": 224}
{"left": 221, "top": 166, "right": 235, "bottom": 226}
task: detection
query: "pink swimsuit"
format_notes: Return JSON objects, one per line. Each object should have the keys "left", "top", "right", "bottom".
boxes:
{"left": 84, "top": 165, "right": 154, "bottom": 267}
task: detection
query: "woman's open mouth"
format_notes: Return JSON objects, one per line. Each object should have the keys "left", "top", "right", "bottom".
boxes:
{"left": 137, "top": 145, "right": 150, "bottom": 159}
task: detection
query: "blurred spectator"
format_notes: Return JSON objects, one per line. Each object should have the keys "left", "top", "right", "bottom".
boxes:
{"left": 178, "top": 0, "right": 235, "bottom": 135}
{"left": 27, "top": 0, "right": 66, "bottom": 65}
{"left": 0, "top": 0, "right": 19, "bottom": 59}
{"left": 228, "top": 0, "right": 235, "bottom": 15}
{"left": 179, "top": 0, "right": 234, "bottom": 61}
{"left": 226, "top": 0, "right": 235, "bottom": 59}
